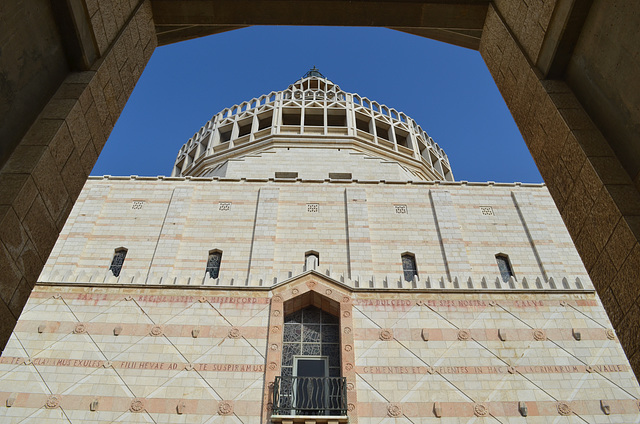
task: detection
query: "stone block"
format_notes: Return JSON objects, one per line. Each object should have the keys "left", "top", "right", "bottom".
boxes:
{"left": 617, "top": 302, "right": 640, "bottom": 358}
{"left": 47, "top": 123, "right": 74, "bottom": 171}
{"left": 21, "top": 119, "right": 65, "bottom": 147}
{"left": 590, "top": 156, "right": 633, "bottom": 185}
{"left": 1, "top": 144, "right": 47, "bottom": 174}
{"left": 40, "top": 99, "right": 77, "bottom": 120}
{"left": 86, "top": 0, "right": 99, "bottom": 17}
{"left": 611, "top": 243, "right": 640, "bottom": 314}
{"left": 560, "top": 134, "right": 587, "bottom": 181}
{"left": 80, "top": 143, "right": 98, "bottom": 177}
{"left": 16, "top": 239, "right": 43, "bottom": 284}
{"left": 560, "top": 180, "right": 592, "bottom": 237}
{"left": 8, "top": 277, "right": 32, "bottom": 320}
{"left": 577, "top": 159, "right": 604, "bottom": 202}
{"left": 0, "top": 206, "right": 28, "bottom": 260}
{"left": 600, "top": 286, "right": 624, "bottom": 328}
{"left": 84, "top": 101, "right": 107, "bottom": 154}
{"left": 0, "top": 241, "right": 23, "bottom": 305}
{"left": 588, "top": 251, "right": 616, "bottom": 292}
{"left": 88, "top": 79, "right": 110, "bottom": 125}
{"left": 0, "top": 299, "right": 16, "bottom": 348}
{"left": 31, "top": 149, "right": 70, "bottom": 223}
{"left": 61, "top": 149, "right": 89, "bottom": 201}
{"left": 573, "top": 225, "right": 599, "bottom": 272}
{"left": 552, "top": 157, "right": 575, "bottom": 204}
{"left": 606, "top": 184, "right": 640, "bottom": 216}
{"left": 66, "top": 102, "right": 92, "bottom": 153}
{"left": 559, "top": 107, "right": 597, "bottom": 132}
{"left": 588, "top": 187, "right": 622, "bottom": 251}
{"left": 22, "top": 194, "right": 59, "bottom": 263}
{"left": 605, "top": 218, "right": 640, "bottom": 271}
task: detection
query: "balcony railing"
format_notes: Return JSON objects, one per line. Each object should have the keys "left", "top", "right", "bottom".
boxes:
{"left": 272, "top": 376, "right": 347, "bottom": 416}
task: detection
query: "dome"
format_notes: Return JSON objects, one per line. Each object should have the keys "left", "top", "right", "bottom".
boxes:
{"left": 172, "top": 69, "right": 453, "bottom": 181}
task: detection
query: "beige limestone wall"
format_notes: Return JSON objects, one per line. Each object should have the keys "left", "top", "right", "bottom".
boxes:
{"left": 40, "top": 178, "right": 591, "bottom": 292}
{"left": 206, "top": 147, "right": 419, "bottom": 181}
{"left": 0, "top": 277, "right": 636, "bottom": 423}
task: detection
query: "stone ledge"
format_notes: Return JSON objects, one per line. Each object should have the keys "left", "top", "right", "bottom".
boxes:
{"left": 271, "top": 415, "right": 349, "bottom": 424}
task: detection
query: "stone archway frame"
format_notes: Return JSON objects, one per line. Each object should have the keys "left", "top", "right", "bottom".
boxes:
{"left": 3, "top": 0, "right": 640, "bottom": 380}
{"left": 263, "top": 272, "right": 357, "bottom": 423}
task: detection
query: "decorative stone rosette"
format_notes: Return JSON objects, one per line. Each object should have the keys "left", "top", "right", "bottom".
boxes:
{"left": 73, "top": 323, "right": 87, "bottom": 334}
{"left": 45, "top": 395, "right": 60, "bottom": 409}
{"left": 474, "top": 403, "right": 488, "bottom": 417}
{"left": 557, "top": 402, "right": 571, "bottom": 416}
{"left": 379, "top": 329, "right": 394, "bottom": 341}
{"left": 387, "top": 404, "right": 402, "bottom": 417}
{"left": 228, "top": 327, "right": 241, "bottom": 338}
{"left": 218, "top": 401, "right": 233, "bottom": 415}
{"left": 457, "top": 329, "right": 471, "bottom": 341}
{"left": 130, "top": 398, "right": 145, "bottom": 412}
{"left": 533, "top": 329, "right": 546, "bottom": 341}
{"left": 149, "top": 325, "right": 163, "bottom": 336}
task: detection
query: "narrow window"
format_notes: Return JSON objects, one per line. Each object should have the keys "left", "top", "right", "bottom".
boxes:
{"left": 305, "top": 251, "right": 319, "bottom": 270}
{"left": 496, "top": 254, "right": 514, "bottom": 282}
{"left": 401, "top": 253, "right": 418, "bottom": 282}
{"left": 206, "top": 250, "right": 223, "bottom": 279}
{"left": 109, "top": 248, "right": 127, "bottom": 277}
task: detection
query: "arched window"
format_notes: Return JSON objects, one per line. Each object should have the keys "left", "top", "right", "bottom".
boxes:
{"left": 496, "top": 254, "right": 514, "bottom": 282}
{"left": 401, "top": 253, "right": 418, "bottom": 282}
{"left": 206, "top": 250, "right": 222, "bottom": 279}
{"left": 109, "top": 248, "right": 127, "bottom": 277}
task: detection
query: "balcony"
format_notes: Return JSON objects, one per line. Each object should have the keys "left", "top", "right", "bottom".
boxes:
{"left": 271, "top": 376, "right": 348, "bottom": 424}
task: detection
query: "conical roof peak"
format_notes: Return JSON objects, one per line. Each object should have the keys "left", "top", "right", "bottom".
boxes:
{"left": 303, "top": 66, "right": 325, "bottom": 79}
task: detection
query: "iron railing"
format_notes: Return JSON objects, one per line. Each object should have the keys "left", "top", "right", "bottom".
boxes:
{"left": 272, "top": 376, "right": 347, "bottom": 416}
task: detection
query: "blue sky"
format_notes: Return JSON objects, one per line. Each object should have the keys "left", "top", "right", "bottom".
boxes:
{"left": 92, "top": 26, "right": 542, "bottom": 183}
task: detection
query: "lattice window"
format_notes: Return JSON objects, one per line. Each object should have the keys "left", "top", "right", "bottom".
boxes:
{"left": 307, "top": 203, "right": 319, "bottom": 213}
{"left": 282, "top": 306, "right": 341, "bottom": 377}
{"left": 109, "top": 249, "right": 127, "bottom": 277}
{"left": 394, "top": 204, "right": 408, "bottom": 214}
{"left": 206, "top": 251, "right": 222, "bottom": 279}
{"left": 496, "top": 254, "right": 514, "bottom": 283}
{"left": 402, "top": 253, "right": 418, "bottom": 282}
{"left": 480, "top": 206, "right": 494, "bottom": 216}
{"left": 219, "top": 202, "right": 231, "bottom": 211}
{"left": 131, "top": 200, "right": 145, "bottom": 210}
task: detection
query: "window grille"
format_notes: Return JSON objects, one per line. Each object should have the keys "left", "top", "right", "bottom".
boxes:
{"left": 206, "top": 251, "right": 222, "bottom": 279}
{"left": 496, "top": 254, "right": 514, "bottom": 282}
{"left": 109, "top": 249, "right": 127, "bottom": 277}
{"left": 480, "top": 206, "right": 494, "bottom": 216}
{"left": 307, "top": 203, "right": 319, "bottom": 213}
{"left": 401, "top": 254, "right": 418, "bottom": 282}
{"left": 131, "top": 200, "right": 145, "bottom": 210}
{"left": 282, "top": 306, "right": 340, "bottom": 378}
{"left": 219, "top": 202, "right": 231, "bottom": 211}
{"left": 394, "top": 204, "right": 408, "bottom": 214}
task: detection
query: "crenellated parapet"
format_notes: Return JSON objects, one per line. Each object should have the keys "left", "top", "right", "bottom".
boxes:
{"left": 39, "top": 265, "right": 591, "bottom": 292}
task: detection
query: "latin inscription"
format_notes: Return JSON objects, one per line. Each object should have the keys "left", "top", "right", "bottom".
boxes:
{"left": 0, "top": 356, "right": 264, "bottom": 372}
{"left": 358, "top": 364, "right": 626, "bottom": 374}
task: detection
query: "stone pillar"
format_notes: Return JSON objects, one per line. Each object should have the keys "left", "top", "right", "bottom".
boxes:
{"left": 0, "top": 0, "right": 156, "bottom": 350}
{"left": 429, "top": 189, "right": 472, "bottom": 281}
{"left": 344, "top": 188, "right": 373, "bottom": 280}
{"left": 248, "top": 187, "right": 280, "bottom": 277}
{"left": 480, "top": 2, "right": 640, "bottom": 376}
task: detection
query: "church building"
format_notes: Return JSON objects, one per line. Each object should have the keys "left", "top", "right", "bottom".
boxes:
{"left": 1, "top": 69, "right": 638, "bottom": 423}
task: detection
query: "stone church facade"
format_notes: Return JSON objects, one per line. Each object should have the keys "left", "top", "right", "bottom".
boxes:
{"left": 0, "top": 71, "right": 638, "bottom": 423}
